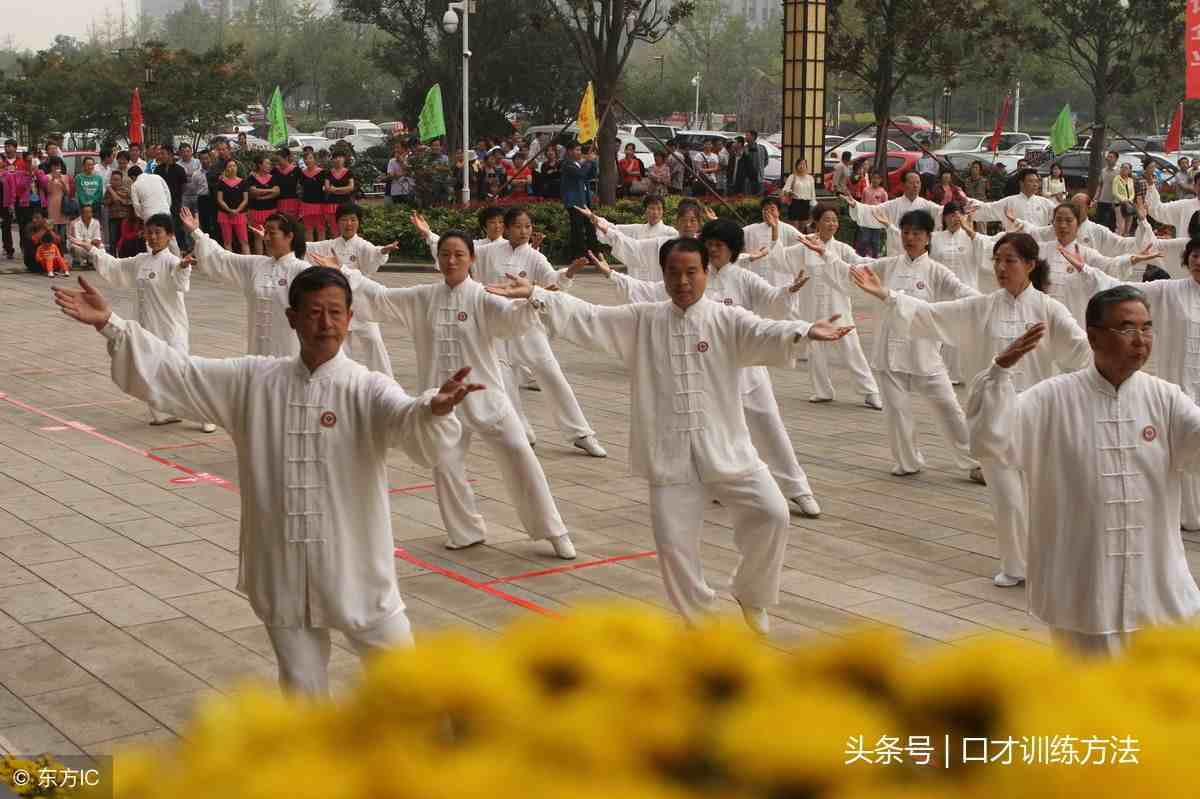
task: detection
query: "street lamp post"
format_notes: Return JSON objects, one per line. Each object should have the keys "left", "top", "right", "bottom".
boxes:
{"left": 691, "top": 72, "right": 701, "bottom": 128}
{"left": 442, "top": 1, "right": 472, "bottom": 205}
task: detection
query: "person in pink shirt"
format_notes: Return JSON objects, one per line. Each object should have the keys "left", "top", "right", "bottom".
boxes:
{"left": 930, "top": 171, "right": 968, "bottom": 208}
{"left": 856, "top": 171, "right": 889, "bottom": 257}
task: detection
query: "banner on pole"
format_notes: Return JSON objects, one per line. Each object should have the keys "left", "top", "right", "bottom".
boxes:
{"left": 577, "top": 82, "right": 598, "bottom": 143}
{"left": 418, "top": 84, "right": 446, "bottom": 143}
{"left": 1190, "top": 0, "right": 1200, "bottom": 99}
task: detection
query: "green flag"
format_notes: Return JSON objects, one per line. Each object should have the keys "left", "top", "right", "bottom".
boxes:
{"left": 418, "top": 84, "right": 446, "bottom": 143}
{"left": 1049, "top": 104, "right": 1076, "bottom": 155}
{"left": 267, "top": 86, "right": 288, "bottom": 147}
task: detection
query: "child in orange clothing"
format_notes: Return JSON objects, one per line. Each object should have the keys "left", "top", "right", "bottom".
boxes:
{"left": 35, "top": 233, "right": 69, "bottom": 278}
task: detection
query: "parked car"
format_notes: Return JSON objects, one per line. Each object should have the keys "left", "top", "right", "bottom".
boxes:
{"left": 935, "top": 131, "right": 1031, "bottom": 156}
{"left": 617, "top": 124, "right": 679, "bottom": 151}
{"left": 322, "top": 119, "right": 388, "bottom": 152}
{"left": 60, "top": 149, "right": 101, "bottom": 177}
{"left": 994, "top": 139, "right": 1053, "bottom": 170}
{"left": 761, "top": 140, "right": 783, "bottom": 188}
{"left": 375, "top": 121, "right": 408, "bottom": 138}
{"left": 1037, "top": 150, "right": 1177, "bottom": 191}
{"left": 825, "top": 136, "right": 902, "bottom": 169}
{"left": 288, "top": 133, "right": 335, "bottom": 152}
{"left": 891, "top": 115, "right": 933, "bottom": 135}
{"left": 673, "top": 129, "right": 735, "bottom": 151}
{"left": 840, "top": 151, "right": 922, "bottom": 197}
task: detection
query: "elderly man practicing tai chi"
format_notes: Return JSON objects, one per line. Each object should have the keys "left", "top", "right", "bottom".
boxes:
{"left": 968, "top": 285, "right": 1200, "bottom": 656}
{"left": 487, "top": 237, "right": 853, "bottom": 635}
{"left": 52, "top": 269, "right": 480, "bottom": 695}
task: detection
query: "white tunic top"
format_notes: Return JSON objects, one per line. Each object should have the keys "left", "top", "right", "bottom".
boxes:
{"left": 768, "top": 237, "right": 866, "bottom": 325}
{"left": 826, "top": 251, "right": 978, "bottom": 374}
{"left": 850, "top": 195, "right": 944, "bottom": 255}
{"left": 92, "top": 248, "right": 190, "bottom": 349}
{"left": 1037, "top": 239, "right": 1134, "bottom": 325}
{"left": 612, "top": 221, "right": 679, "bottom": 240}
{"left": 1146, "top": 185, "right": 1200, "bottom": 236}
{"left": 473, "top": 239, "right": 570, "bottom": 288}
{"left": 968, "top": 362, "right": 1200, "bottom": 634}
{"left": 970, "top": 192, "right": 1058, "bottom": 227}
{"left": 350, "top": 277, "right": 545, "bottom": 429}
{"left": 884, "top": 284, "right": 1091, "bottom": 389}
{"left": 538, "top": 294, "right": 811, "bottom": 485}
{"left": 1019, "top": 217, "right": 1153, "bottom": 259}
{"left": 191, "top": 229, "right": 310, "bottom": 357}
{"left": 130, "top": 173, "right": 172, "bottom": 221}
{"left": 100, "top": 314, "right": 461, "bottom": 629}
{"left": 742, "top": 221, "right": 803, "bottom": 263}
{"left": 597, "top": 226, "right": 673, "bottom": 282}
{"left": 423, "top": 233, "right": 496, "bottom": 265}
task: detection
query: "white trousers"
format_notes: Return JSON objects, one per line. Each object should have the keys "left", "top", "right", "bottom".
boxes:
{"left": 266, "top": 608, "right": 414, "bottom": 696}
{"left": 944, "top": 344, "right": 963, "bottom": 383}
{"left": 502, "top": 330, "right": 594, "bottom": 443}
{"left": 875, "top": 369, "right": 978, "bottom": 473}
{"left": 344, "top": 322, "right": 393, "bottom": 378}
{"left": 1183, "top": 475, "right": 1200, "bottom": 531}
{"left": 809, "top": 329, "right": 878, "bottom": 400}
{"left": 649, "top": 463, "right": 790, "bottom": 621}
{"left": 1051, "top": 628, "right": 1128, "bottom": 658}
{"left": 742, "top": 378, "right": 813, "bottom": 499}
{"left": 432, "top": 411, "right": 568, "bottom": 547}
{"left": 980, "top": 458, "right": 1026, "bottom": 578}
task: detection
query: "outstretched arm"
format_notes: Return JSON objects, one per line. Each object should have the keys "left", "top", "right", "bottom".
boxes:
{"left": 180, "top": 208, "right": 259, "bottom": 290}
{"left": 487, "top": 275, "right": 637, "bottom": 363}
{"left": 373, "top": 366, "right": 477, "bottom": 464}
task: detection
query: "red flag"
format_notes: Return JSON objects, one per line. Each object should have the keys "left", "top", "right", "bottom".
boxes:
{"left": 989, "top": 93, "right": 1012, "bottom": 153}
{"left": 128, "top": 88, "right": 144, "bottom": 146}
{"left": 1166, "top": 103, "right": 1184, "bottom": 153}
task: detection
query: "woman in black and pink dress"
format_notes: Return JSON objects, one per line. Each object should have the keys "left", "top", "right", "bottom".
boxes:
{"left": 323, "top": 153, "right": 355, "bottom": 232}
{"left": 246, "top": 155, "right": 280, "bottom": 254}
{"left": 273, "top": 147, "right": 301, "bottom": 221}
{"left": 298, "top": 151, "right": 328, "bottom": 242}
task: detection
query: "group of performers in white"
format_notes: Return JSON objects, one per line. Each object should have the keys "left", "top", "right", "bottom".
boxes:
{"left": 52, "top": 167, "right": 1200, "bottom": 690}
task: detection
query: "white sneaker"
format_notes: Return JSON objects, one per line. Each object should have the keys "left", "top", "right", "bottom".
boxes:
{"left": 736, "top": 598, "right": 770, "bottom": 636}
{"left": 993, "top": 572, "right": 1025, "bottom": 588}
{"left": 526, "top": 429, "right": 537, "bottom": 447}
{"left": 808, "top": 395, "right": 833, "bottom": 403}
{"left": 201, "top": 423, "right": 216, "bottom": 433}
{"left": 864, "top": 392, "right": 883, "bottom": 410}
{"left": 789, "top": 495, "right": 821, "bottom": 517}
{"left": 550, "top": 534, "right": 577, "bottom": 560}
{"left": 891, "top": 465, "right": 921, "bottom": 476}
{"left": 446, "top": 538, "right": 484, "bottom": 551}
{"left": 573, "top": 435, "right": 607, "bottom": 458}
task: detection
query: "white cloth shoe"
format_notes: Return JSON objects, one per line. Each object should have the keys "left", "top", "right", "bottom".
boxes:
{"left": 789, "top": 495, "right": 821, "bottom": 518}
{"left": 574, "top": 435, "right": 607, "bottom": 458}
{"left": 891, "top": 465, "right": 921, "bottom": 476}
{"left": 993, "top": 572, "right": 1025, "bottom": 587}
{"left": 201, "top": 423, "right": 216, "bottom": 433}
{"left": 808, "top": 395, "right": 833, "bottom": 403}
{"left": 445, "top": 538, "right": 484, "bottom": 551}
{"left": 550, "top": 534, "right": 577, "bottom": 560}
{"left": 864, "top": 393, "right": 883, "bottom": 410}
{"left": 526, "top": 429, "right": 537, "bottom": 447}
{"left": 736, "top": 598, "right": 770, "bottom": 636}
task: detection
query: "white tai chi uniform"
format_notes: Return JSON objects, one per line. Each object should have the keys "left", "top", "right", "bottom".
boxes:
{"left": 743, "top": 221, "right": 803, "bottom": 272}
{"left": 882, "top": 285, "right": 1090, "bottom": 579}
{"left": 306, "top": 234, "right": 394, "bottom": 377}
{"left": 768, "top": 238, "right": 877, "bottom": 400}
{"left": 473, "top": 239, "right": 596, "bottom": 446}
{"left": 1018, "top": 216, "right": 1154, "bottom": 258}
{"left": 423, "top": 232, "right": 495, "bottom": 263}
{"left": 537, "top": 292, "right": 813, "bottom": 620}
{"left": 612, "top": 221, "right": 678, "bottom": 240}
{"left": 598, "top": 226, "right": 674, "bottom": 282}
{"left": 1036, "top": 239, "right": 1134, "bottom": 326}
{"left": 1073, "top": 267, "right": 1200, "bottom": 531}
{"left": 92, "top": 247, "right": 195, "bottom": 423}
{"left": 190, "top": 229, "right": 310, "bottom": 357}
{"left": 606, "top": 265, "right": 816, "bottom": 502}
{"left": 100, "top": 314, "right": 460, "bottom": 694}
{"left": 352, "top": 277, "right": 569, "bottom": 548}
{"left": 129, "top": 172, "right": 179, "bottom": 255}
{"left": 848, "top": 195, "right": 944, "bottom": 256}
{"left": 968, "top": 361, "right": 1200, "bottom": 655}
{"left": 824, "top": 249, "right": 980, "bottom": 474}
{"left": 968, "top": 191, "right": 1058, "bottom": 228}
{"left": 1146, "top": 185, "right": 1200, "bottom": 236}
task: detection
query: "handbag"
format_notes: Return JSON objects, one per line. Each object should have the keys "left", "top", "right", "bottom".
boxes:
{"left": 62, "top": 196, "right": 81, "bottom": 217}
{"left": 629, "top": 178, "right": 651, "bottom": 196}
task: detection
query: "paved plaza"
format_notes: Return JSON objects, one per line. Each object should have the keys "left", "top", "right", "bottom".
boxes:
{"left": 1, "top": 263, "right": 1194, "bottom": 757}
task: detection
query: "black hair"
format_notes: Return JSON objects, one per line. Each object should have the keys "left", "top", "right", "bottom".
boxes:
{"left": 1086, "top": 285, "right": 1150, "bottom": 329}
{"left": 3, "top": 139, "right": 15, "bottom": 147}
{"left": 477, "top": 205, "right": 505, "bottom": 229}
{"left": 144, "top": 213, "right": 175, "bottom": 235}
{"left": 82, "top": 156, "right": 95, "bottom": 165}
{"left": 210, "top": 135, "right": 228, "bottom": 146}
{"left": 813, "top": 203, "right": 839, "bottom": 222}
{"left": 642, "top": 194, "right": 664, "bottom": 209}
{"left": 1054, "top": 201, "right": 1084, "bottom": 225}
{"left": 255, "top": 154, "right": 272, "bottom": 168}
{"left": 179, "top": 142, "right": 192, "bottom": 150}
{"left": 436, "top": 229, "right": 476, "bottom": 257}
{"left": 265, "top": 212, "right": 306, "bottom": 258}
{"left": 43, "top": 156, "right": 64, "bottom": 172}
{"left": 503, "top": 206, "right": 531, "bottom": 227}
{"left": 760, "top": 196, "right": 781, "bottom": 211}
{"left": 288, "top": 265, "right": 352, "bottom": 310}
{"left": 659, "top": 237, "right": 709, "bottom": 271}
{"left": 1143, "top": 265, "right": 1172, "bottom": 282}
{"left": 334, "top": 204, "right": 361, "bottom": 222}
{"left": 700, "top": 218, "right": 745, "bottom": 261}
{"left": 1184, "top": 237, "right": 1200, "bottom": 269}
{"left": 276, "top": 147, "right": 291, "bottom": 158}
{"left": 898, "top": 209, "right": 935, "bottom": 235}
{"left": 1016, "top": 167, "right": 1040, "bottom": 184}
{"left": 943, "top": 202, "right": 963, "bottom": 217}
{"left": 993, "top": 232, "right": 1050, "bottom": 292}
{"left": 841, "top": 151, "right": 852, "bottom": 162}
{"left": 40, "top": 232, "right": 55, "bottom": 245}
{"left": 675, "top": 199, "right": 702, "bottom": 220}
{"left": 127, "top": 165, "right": 142, "bottom": 179}
{"left": 159, "top": 142, "right": 174, "bottom": 155}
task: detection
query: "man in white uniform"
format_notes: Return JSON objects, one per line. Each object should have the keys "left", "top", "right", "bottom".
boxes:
{"left": 844, "top": 172, "right": 944, "bottom": 256}
{"left": 128, "top": 165, "right": 179, "bottom": 255}
{"left": 488, "top": 238, "right": 854, "bottom": 634}
{"left": 52, "top": 268, "right": 478, "bottom": 694}
{"left": 304, "top": 204, "right": 399, "bottom": 377}
{"left": 611, "top": 194, "right": 679, "bottom": 240}
{"left": 587, "top": 200, "right": 705, "bottom": 281}
{"left": 968, "top": 168, "right": 1058, "bottom": 228}
{"left": 967, "top": 285, "right": 1200, "bottom": 656}
{"left": 742, "top": 198, "right": 803, "bottom": 273}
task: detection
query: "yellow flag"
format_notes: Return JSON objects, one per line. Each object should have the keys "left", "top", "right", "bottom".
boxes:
{"left": 577, "top": 82, "right": 597, "bottom": 143}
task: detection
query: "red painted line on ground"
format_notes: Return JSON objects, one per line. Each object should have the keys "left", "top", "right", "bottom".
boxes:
{"left": 389, "top": 479, "right": 475, "bottom": 494}
{"left": 481, "top": 551, "right": 658, "bottom": 585}
{"left": 394, "top": 546, "right": 562, "bottom": 618}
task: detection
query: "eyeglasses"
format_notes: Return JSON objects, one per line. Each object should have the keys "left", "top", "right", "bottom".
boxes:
{"left": 1089, "top": 325, "right": 1154, "bottom": 340}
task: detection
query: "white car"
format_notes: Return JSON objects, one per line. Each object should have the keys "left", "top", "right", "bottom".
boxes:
{"left": 322, "top": 120, "right": 388, "bottom": 153}
{"left": 935, "top": 131, "right": 1031, "bottom": 156}
{"left": 616, "top": 133, "right": 656, "bottom": 171}
{"left": 761, "top": 140, "right": 783, "bottom": 185}
{"left": 825, "top": 137, "right": 901, "bottom": 167}
{"left": 288, "top": 133, "right": 335, "bottom": 153}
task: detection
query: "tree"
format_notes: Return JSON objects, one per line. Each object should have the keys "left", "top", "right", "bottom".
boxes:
{"left": 1035, "top": 0, "right": 1184, "bottom": 193}
{"left": 827, "top": 0, "right": 1031, "bottom": 171}
{"left": 533, "top": 0, "right": 694, "bottom": 204}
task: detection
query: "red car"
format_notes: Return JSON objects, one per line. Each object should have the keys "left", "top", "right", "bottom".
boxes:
{"left": 849, "top": 151, "right": 923, "bottom": 197}
{"left": 891, "top": 115, "right": 933, "bottom": 135}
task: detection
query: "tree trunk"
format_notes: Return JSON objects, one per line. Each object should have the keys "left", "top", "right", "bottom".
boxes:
{"left": 596, "top": 81, "right": 618, "bottom": 206}
{"left": 873, "top": 94, "right": 892, "bottom": 177}
{"left": 1086, "top": 48, "right": 1109, "bottom": 198}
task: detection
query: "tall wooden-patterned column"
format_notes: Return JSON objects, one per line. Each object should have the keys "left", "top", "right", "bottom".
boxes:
{"left": 782, "top": 0, "right": 826, "bottom": 175}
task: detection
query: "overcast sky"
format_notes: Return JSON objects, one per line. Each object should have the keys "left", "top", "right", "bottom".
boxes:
{"left": 3, "top": 2, "right": 99, "bottom": 50}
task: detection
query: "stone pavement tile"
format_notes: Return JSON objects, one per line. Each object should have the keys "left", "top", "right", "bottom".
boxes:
{"left": 0, "top": 643, "right": 96, "bottom": 697}
{"left": 850, "top": 598, "right": 987, "bottom": 642}
{"left": 28, "top": 514, "right": 116, "bottom": 545}
{"left": 0, "top": 494, "right": 76, "bottom": 522}
{"left": 772, "top": 594, "right": 874, "bottom": 634}
{"left": 0, "top": 533, "right": 79, "bottom": 566}
{"left": 183, "top": 652, "right": 278, "bottom": 691}
{"left": 399, "top": 597, "right": 488, "bottom": 634}
{"left": 138, "top": 500, "right": 231, "bottom": 528}
{"left": 0, "top": 720, "right": 84, "bottom": 756}
{"left": 139, "top": 689, "right": 218, "bottom": 734}
{"left": 854, "top": 550, "right": 977, "bottom": 587}
{"left": 74, "top": 644, "right": 211, "bottom": 702}
{"left": 27, "top": 614, "right": 141, "bottom": 659}
{"left": 0, "top": 553, "right": 38, "bottom": 589}
{"left": 0, "top": 479, "right": 37, "bottom": 502}
{"left": 936, "top": 532, "right": 1000, "bottom": 559}
{"left": 782, "top": 548, "right": 883, "bottom": 582}
{"left": 165, "top": 590, "right": 260, "bottom": 632}
{"left": 942, "top": 577, "right": 1030, "bottom": 611}
{"left": 844, "top": 529, "right": 970, "bottom": 562}
{"left": 27, "top": 558, "right": 129, "bottom": 595}
{"left": 186, "top": 520, "right": 238, "bottom": 551}
{"left": 106, "top": 517, "right": 198, "bottom": 547}
{"left": 0, "top": 581, "right": 86, "bottom": 623}
{"left": 777, "top": 572, "right": 884, "bottom": 609}
{"left": 120, "top": 484, "right": 192, "bottom": 508}
{"left": 202, "top": 569, "right": 238, "bottom": 591}
{"left": 847, "top": 574, "right": 979, "bottom": 612}
{"left": 74, "top": 586, "right": 184, "bottom": 627}
{"left": 946, "top": 601, "right": 1049, "bottom": 643}
{"left": 71, "top": 497, "right": 152, "bottom": 526}
{"left": 0, "top": 610, "right": 39, "bottom": 651}
{"left": 114, "top": 560, "right": 220, "bottom": 599}
{"left": 0, "top": 510, "right": 41, "bottom": 539}
{"left": 34, "top": 480, "right": 115, "bottom": 505}
{"left": 938, "top": 553, "right": 1002, "bottom": 580}
{"left": 131, "top": 619, "right": 261, "bottom": 665}
{"left": 152, "top": 541, "right": 239, "bottom": 573}
{"left": 790, "top": 529, "right": 881, "bottom": 560}
{"left": 83, "top": 727, "right": 177, "bottom": 756}
{"left": 25, "top": 683, "right": 161, "bottom": 746}
{"left": 0, "top": 686, "right": 40, "bottom": 728}
{"left": 70, "top": 537, "right": 171, "bottom": 570}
